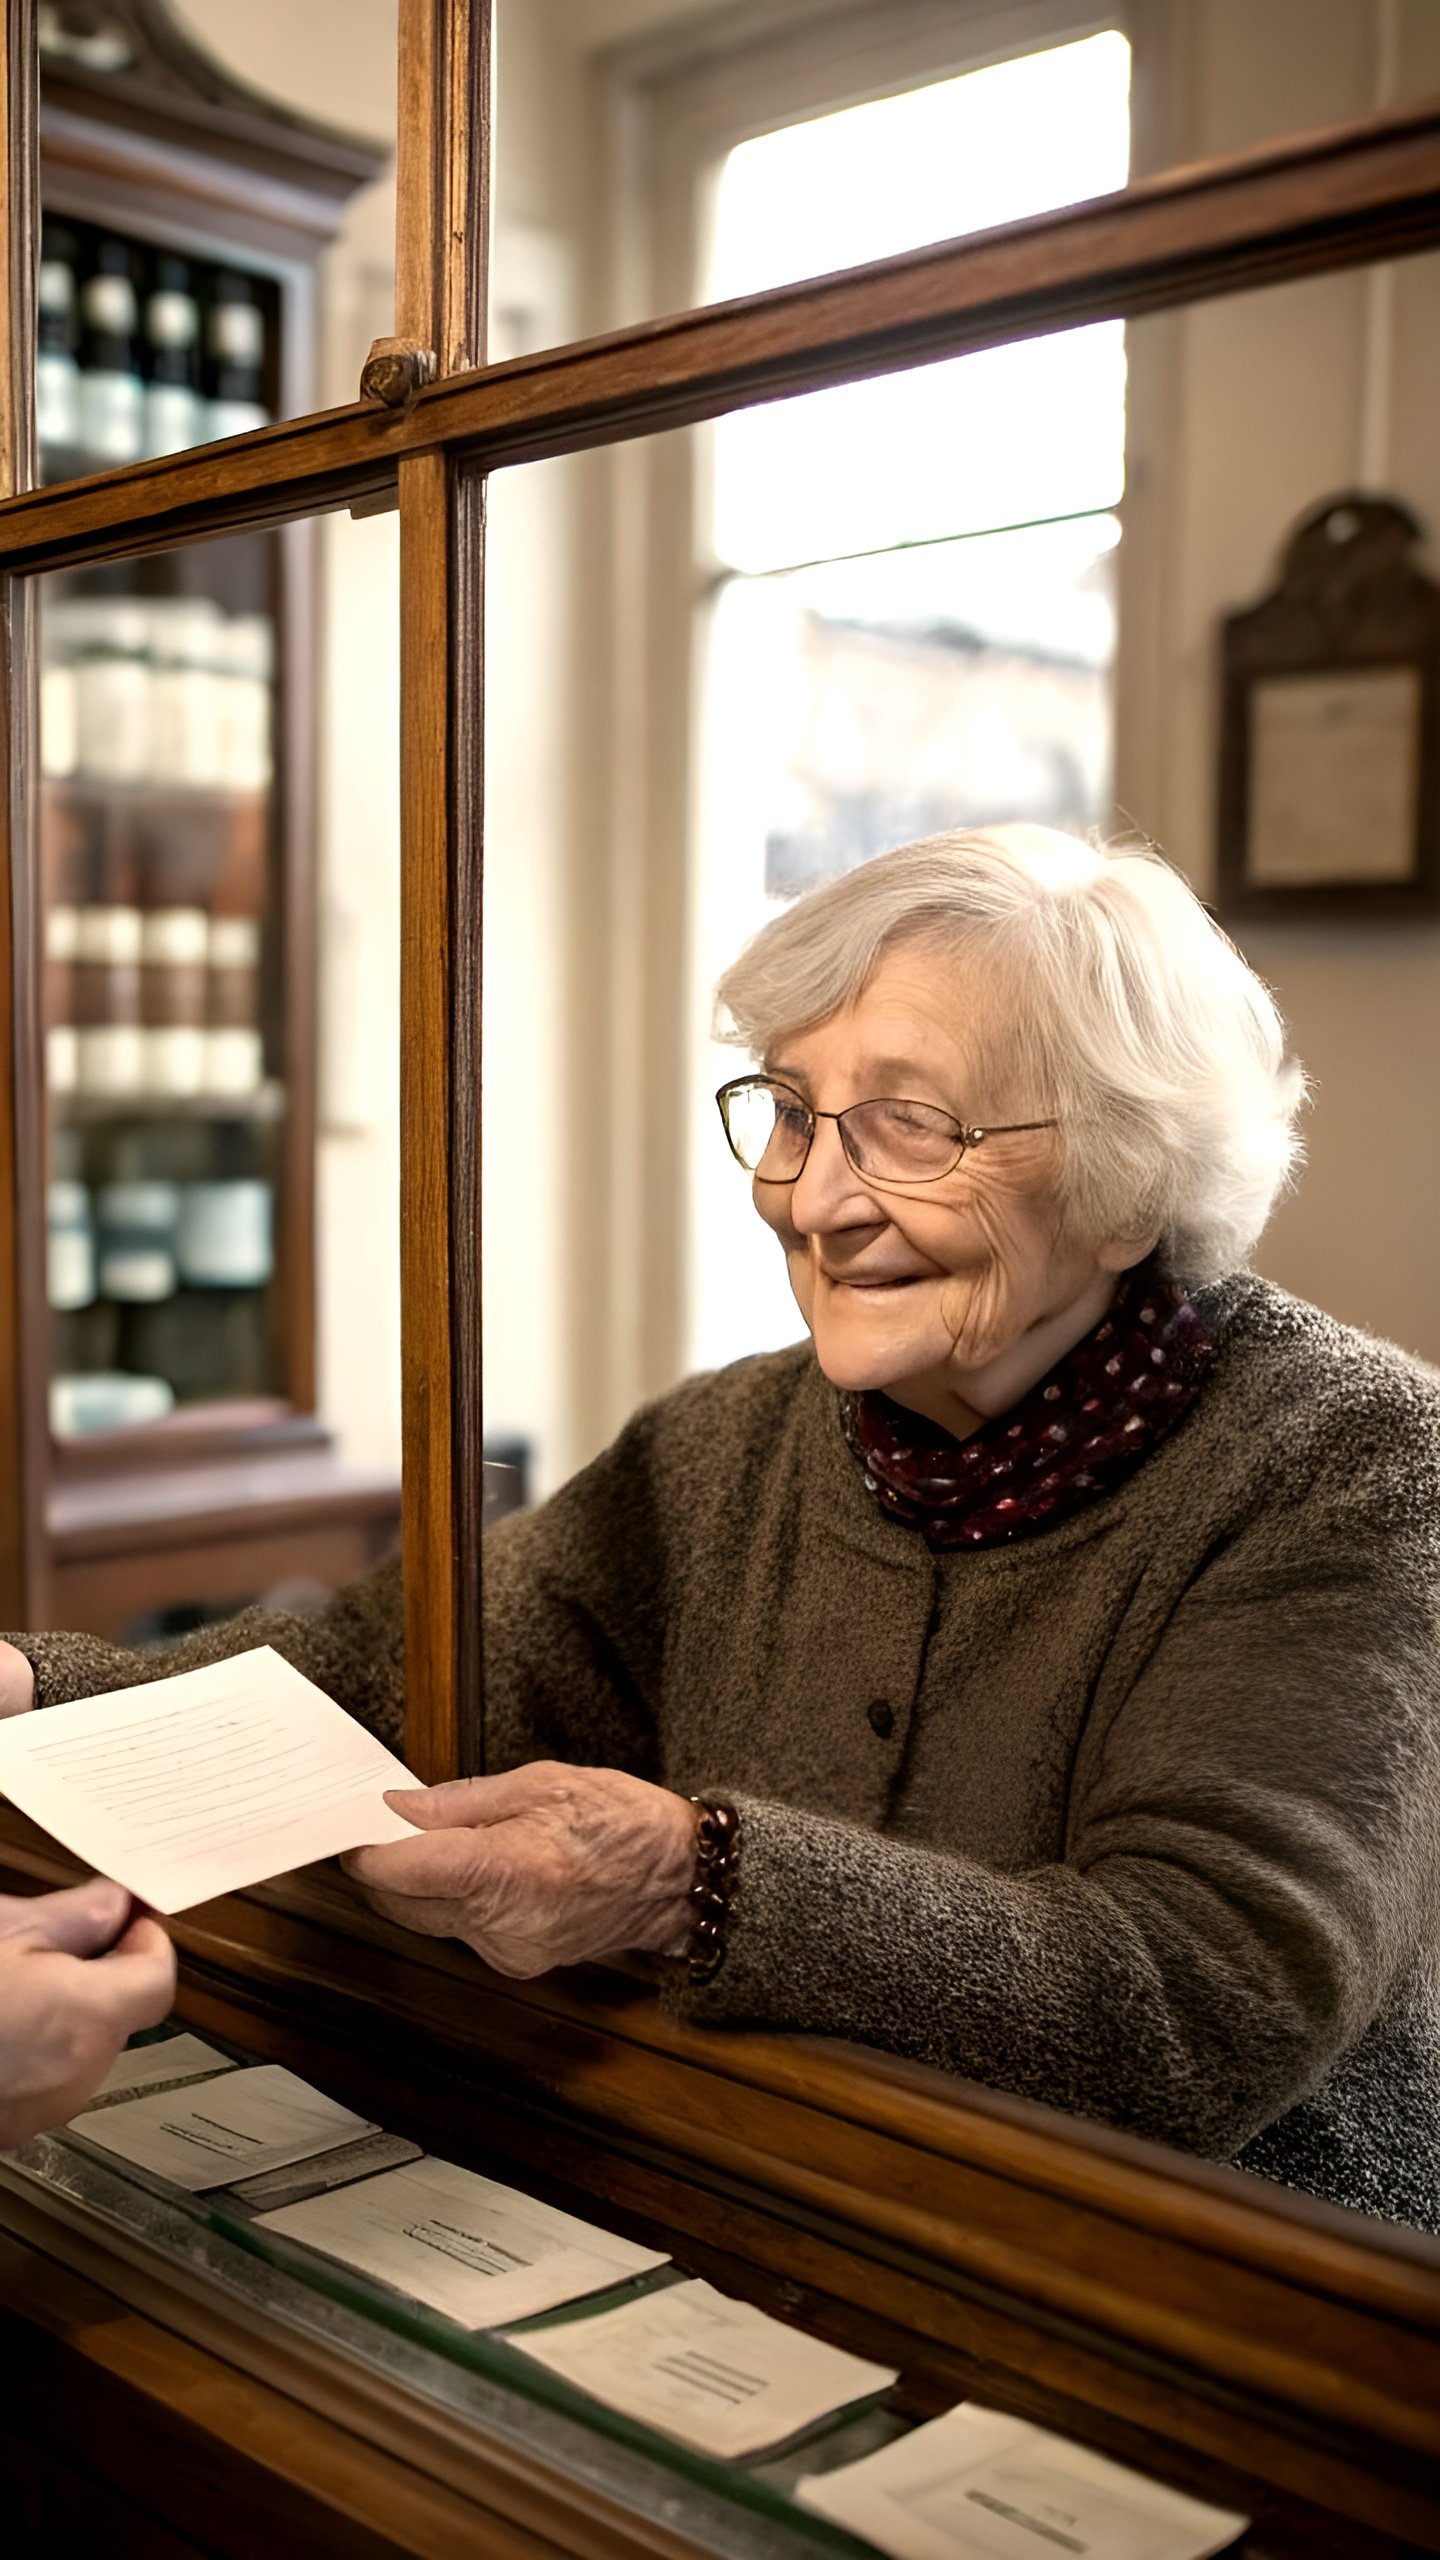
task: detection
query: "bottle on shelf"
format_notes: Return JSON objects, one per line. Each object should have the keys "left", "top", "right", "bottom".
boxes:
{"left": 36, "top": 219, "right": 81, "bottom": 479}
{"left": 176, "top": 1174, "right": 273, "bottom": 1291}
{"left": 50, "top": 1369, "right": 173, "bottom": 1437}
{"left": 205, "top": 915, "right": 265, "bottom": 1095}
{"left": 140, "top": 907, "right": 210, "bottom": 1096}
{"left": 47, "top": 1179, "right": 96, "bottom": 1313}
{"left": 44, "top": 903, "right": 80, "bottom": 1094}
{"left": 73, "top": 904, "right": 144, "bottom": 1097}
{"left": 76, "top": 237, "right": 145, "bottom": 470}
{"left": 216, "top": 614, "right": 274, "bottom": 791}
{"left": 121, "top": 1285, "right": 270, "bottom": 1404}
{"left": 95, "top": 1179, "right": 181, "bottom": 1303}
{"left": 204, "top": 271, "right": 270, "bottom": 441}
{"left": 141, "top": 253, "right": 205, "bottom": 459}
{"left": 146, "top": 596, "right": 225, "bottom": 790}
{"left": 39, "top": 606, "right": 79, "bottom": 781}
{"left": 70, "top": 597, "right": 153, "bottom": 785}
{"left": 116, "top": 1118, "right": 275, "bottom": 1406}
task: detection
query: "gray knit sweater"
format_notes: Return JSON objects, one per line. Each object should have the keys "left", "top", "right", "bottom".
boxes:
{"left": 15, "top": 1274, "right": 1440, "bottom": 2232}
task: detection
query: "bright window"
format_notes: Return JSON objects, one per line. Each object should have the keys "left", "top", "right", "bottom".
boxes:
{"left": 687, "top": 32, "right": 1132, "bottom": 1375}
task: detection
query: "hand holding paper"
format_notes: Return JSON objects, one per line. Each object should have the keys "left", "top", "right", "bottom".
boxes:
{"left": 0, "top": 1648, "right": 421, "bottom": 1913}
{"left": 0, "top": 1641, "right": 35, "bottom": 1720}
{"left": 0, "top": 1879, "right": 175, "bottom": 2147}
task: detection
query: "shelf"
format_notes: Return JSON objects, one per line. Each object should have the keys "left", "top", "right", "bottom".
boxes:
{"left": 41, "top": 776, "right": 269, "bottom": 812}
{"left": 51, "top": 1081, "right": 285, "bottom": 1124}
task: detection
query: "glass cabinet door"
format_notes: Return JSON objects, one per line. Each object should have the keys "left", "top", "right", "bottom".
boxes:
{"left": 39, "top": 532, "right": 286, "bottom": 1446}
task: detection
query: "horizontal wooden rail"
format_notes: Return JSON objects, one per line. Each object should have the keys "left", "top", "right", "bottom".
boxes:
{"left": 0, "top": 93, "right": 1435, "bottom": 573}
{"left": 3, "top": 1809, "right": 1438, "bottom": 2551}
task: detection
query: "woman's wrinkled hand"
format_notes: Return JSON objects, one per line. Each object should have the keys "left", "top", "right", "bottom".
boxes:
{"left": 0, "top": 1642, "right": 35, "bottom": 1720}
{"left": 342, "top": 1763, "right": 698, "bottom": 1977}
{"left": 0, "top": 1878, "right": 176, "bottom": 2147}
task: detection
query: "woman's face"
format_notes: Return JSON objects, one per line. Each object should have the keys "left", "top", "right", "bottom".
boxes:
{"left": 753, "top": 938, "right": 1145, "bottom": 1431}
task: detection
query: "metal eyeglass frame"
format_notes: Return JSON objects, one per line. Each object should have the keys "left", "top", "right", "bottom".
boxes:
{"left": 715, "top": 1074, "right": 1060, "bottom": 1189}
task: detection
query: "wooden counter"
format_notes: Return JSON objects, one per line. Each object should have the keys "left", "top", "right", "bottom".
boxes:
{"left": 2, "top": 1809, "right": 1438, "bottom": 2558}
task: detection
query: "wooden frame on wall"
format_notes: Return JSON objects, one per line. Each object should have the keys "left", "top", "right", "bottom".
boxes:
{"left": 1216, "top": 489, "right": 1440, "bottom": 921}
{"left": 0, "top": 8, "right": 1438, "bottom": 2548}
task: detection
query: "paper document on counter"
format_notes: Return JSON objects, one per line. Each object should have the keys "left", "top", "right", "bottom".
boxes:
{"left": 255, "top": 2154, "right": 670, "bottom": 2327}
{"left": 0, "top": 1646, "right": 420, "bottom": 1911}
{"left": 71, "top": 2064, "right": 375, "bottom": 2192}
{"left": 797, "top": 2404, "right": 1248, "bottom": 2560}
{"left": 92, "top": 2033, "right": 236, "bottom": 2104}
{"left": 511, "top": 2278, "right": 898, "bottom": 2458}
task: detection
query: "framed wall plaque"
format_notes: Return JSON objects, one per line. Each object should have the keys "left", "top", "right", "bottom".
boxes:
{"left": 1216, "top": 494, "right": 1440, "bottom": 920}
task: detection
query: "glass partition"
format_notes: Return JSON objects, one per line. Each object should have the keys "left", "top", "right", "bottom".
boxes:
{"left": 36, "top": 0, "right": 395, "bottom": 484}
{"left": 39, "top": 535, "right": 285, "bottom": 1440}
{"left": 479, "top": 239, "right": 1440, "bottom": 2242}
{"left": 34, "top": 491, "right": 401, "bottom": 1570}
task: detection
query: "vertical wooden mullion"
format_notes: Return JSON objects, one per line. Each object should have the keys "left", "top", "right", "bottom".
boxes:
{"left": 395, "top": 0, "right": 490, "bottom": 371}
{"left": 0, "top": 0, "right": 46, "bottom": 1628}
{"left": 395, "top": 0, "right": 490, "bottom": 1777}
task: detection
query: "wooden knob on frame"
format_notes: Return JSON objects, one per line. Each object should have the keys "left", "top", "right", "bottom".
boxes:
{"left": 361, "top": 339, "right": 439, "bottom": 408}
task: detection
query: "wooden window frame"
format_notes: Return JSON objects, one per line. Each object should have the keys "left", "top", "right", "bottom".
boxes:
{"left": 577, "top": 0, "right": 1168, "bottom": 1447}
{"left": 0, "top": 6, "right": 1438, "bottom": 2543}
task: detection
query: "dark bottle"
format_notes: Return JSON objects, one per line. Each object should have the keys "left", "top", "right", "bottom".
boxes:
{"left": 142, "top": 253, "right": 205, "bottom": 459}
{"left": 77, "top": 238, "right": 144, "bottom": 469}
{"left": 123, "top": 1285, "right": 269, "bottom": 1403}
{"left": 37, "top": 218, "right": 81, "bottom": 476}
{"left": 204, "top": 271, "right": 270, "bottom": 442}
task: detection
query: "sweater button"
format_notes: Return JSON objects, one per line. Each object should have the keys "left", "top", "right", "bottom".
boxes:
{"left": 866, "top": 1698, "right": 895, "bottom": 1739}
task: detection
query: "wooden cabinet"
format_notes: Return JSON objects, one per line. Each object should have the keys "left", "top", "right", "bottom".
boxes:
{"left": 24, "top": 3, "right": 398, "bottom": 1633}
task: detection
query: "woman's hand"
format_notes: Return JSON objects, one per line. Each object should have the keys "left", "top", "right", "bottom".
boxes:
{"left": 0, "top": 1642, "right": 35, "bottom": 1719}
{"left": 342, "top": 1763, "right": 698, "bottom": 1977}
{"left": 0, "top": 1878, "right": 176, "bottom": 2147}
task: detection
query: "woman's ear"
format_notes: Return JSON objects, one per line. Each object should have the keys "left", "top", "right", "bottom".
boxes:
{"left": 1096, "top": 1232, "right": 1161, "bottom": 1275}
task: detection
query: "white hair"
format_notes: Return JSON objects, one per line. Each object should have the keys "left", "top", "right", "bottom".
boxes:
{"left": 714, "top": 825, "right": 1307, "bottom": 1286}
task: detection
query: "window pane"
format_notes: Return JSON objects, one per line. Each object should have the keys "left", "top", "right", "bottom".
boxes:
{"left": 704, "top": 34, "right": 1130, "bottom": 300}
{"left": 688, "top": 515, "right": 1117, "bottom": 1373}
{"left": 37, "top": 3, "right": 395, "bottom": 487}
{"left": 711, "top": 327, "right": 1126, "bottom": 574}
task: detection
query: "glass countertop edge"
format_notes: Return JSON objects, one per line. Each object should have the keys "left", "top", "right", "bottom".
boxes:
{"left": 1, "top": 2131, "right": 887, "bottom": 2559}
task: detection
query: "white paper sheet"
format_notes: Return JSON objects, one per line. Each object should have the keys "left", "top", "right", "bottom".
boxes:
{"left": 92, "top": 2033, "right": 236, "bottom": 2103}
{"left": 255, "top": 2154, "right": 670, "bottom": 2328}
{"left": 797, "top": 2404, "right": 1248, "bottom": 2560}
{"left": 511, "top": 2278, "right": 898, "bottom": 2458}
{"left": 0, "top": 1647, "right": 420, "bottom": 1911}
{"left": 70, "top": 2064, "right": 375, "bottom": 2192}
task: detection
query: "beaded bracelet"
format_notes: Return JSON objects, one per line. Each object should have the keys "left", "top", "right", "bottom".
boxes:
{"left": 684, "top": 1795, "right": 742, "bottom": 1985}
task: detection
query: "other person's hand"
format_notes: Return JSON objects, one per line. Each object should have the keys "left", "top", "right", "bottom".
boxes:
{"left": 0, "top": 1642, "right": 35, "bottom": 1719}
{"left": 342, "top": 1764, "right": 697, "bottom": 1977}
{"left": 0, "top": 1879, "right": 176, "bottom": 2147}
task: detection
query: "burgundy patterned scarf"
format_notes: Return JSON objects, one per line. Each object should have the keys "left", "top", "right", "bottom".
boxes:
{"left": 838, "top": 1263, "right": 1214, "bottom": 1550}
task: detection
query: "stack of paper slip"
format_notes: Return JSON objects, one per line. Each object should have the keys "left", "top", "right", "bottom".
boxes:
{"left": 254, "top": 2155, "right": 671, "bottom": 2327}
{"left": 69, "top": 2065, "right": 375, "bottom": 2192}
{"left": 797, "top": 2403, "right": 1248, "bottom": 2559}
{"left": 510, "top": 2279, "right": 899, "bottom": 2459}
{"left": 89, "top": 2033, "right": 236, "bottom": 2106}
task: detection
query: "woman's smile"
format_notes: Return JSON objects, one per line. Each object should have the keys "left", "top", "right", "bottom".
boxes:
{"left": 754, "top": 939, "right": 1146, "bottom": 1434}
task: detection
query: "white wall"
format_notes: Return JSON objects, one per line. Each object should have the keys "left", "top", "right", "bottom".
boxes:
{"left": 1118, "top": 0, "right": 1440, "bottom": 1361}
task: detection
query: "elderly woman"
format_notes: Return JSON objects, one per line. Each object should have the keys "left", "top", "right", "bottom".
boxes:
{"left": 4, "top": 828, "right": 1439, "bottom": 2231}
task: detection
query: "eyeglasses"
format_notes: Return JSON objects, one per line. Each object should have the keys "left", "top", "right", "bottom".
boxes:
{"left": 716, "top": 1075, "right": 1059, "bottom": 1189}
